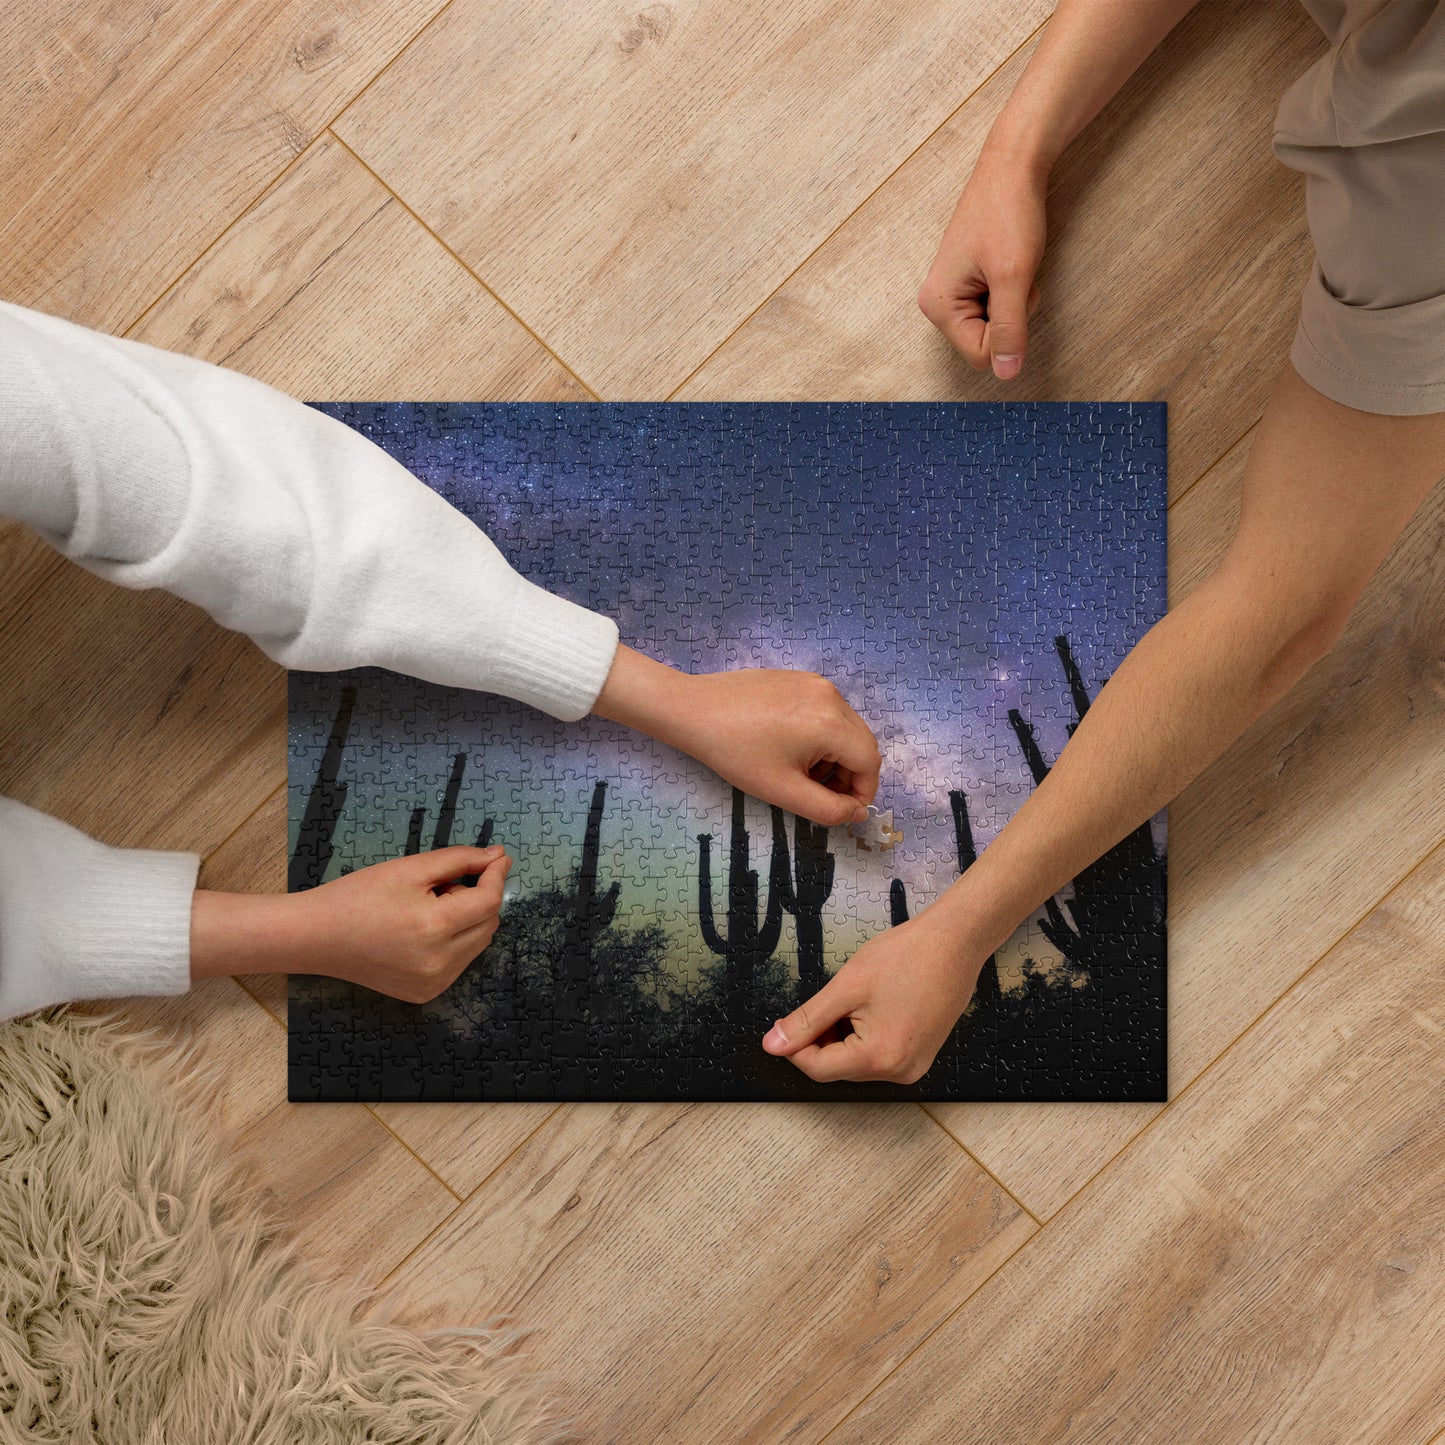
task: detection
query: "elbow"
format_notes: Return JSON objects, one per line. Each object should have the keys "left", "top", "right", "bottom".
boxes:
{"left": 1258, "top": 593, "right": 1356, "bottom": 699}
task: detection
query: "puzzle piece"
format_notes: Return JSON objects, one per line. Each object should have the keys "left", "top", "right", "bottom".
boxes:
{"left": 849, "top": 806, "right": 904, "bottom": 853}
{"left": 287, "top": 402, "right": 1168, "bottom": 1104}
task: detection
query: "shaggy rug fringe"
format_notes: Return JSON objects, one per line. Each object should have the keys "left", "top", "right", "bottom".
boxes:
{"left": 0, "top": 1007, "right": 573, "bottom": 1444}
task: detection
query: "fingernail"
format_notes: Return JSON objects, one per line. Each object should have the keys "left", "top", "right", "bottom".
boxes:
{"left": 851, "top": 804, "right": 868, "bottom": 824}
{"left": 763, "top": 1024, "right": 788, "bottom": 1051}
{"left": 993, "top": 355, "right": 1021, "bottom": 380}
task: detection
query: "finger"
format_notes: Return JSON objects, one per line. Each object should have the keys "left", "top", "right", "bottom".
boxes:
{"left": 837, "top": 719, "right": 882, "bottom": 808}
{"left": 941, "top": 303, "right": 990, "bottom": 371}
{"left": 787, "top": 778, "right": 868, "bottom": 827}
{"left": 805, "top": 718, "right": 880, "bottom": 817}
{"left": 440, "top": 855, "right": 510, "bottom": 933}
{"left": 985, "top": 271, "right": 1032, "bottom": 380}
{"left": 762, "top": 975, "right": 857, "bottom": 1054}
{"left": 405, "top": 844, "right": 505, "bottom": 887}
{"left": 788, "top": 1030, "right": 877, "bottom": 1084}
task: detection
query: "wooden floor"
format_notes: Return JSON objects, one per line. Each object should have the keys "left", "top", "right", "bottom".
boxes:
{"left": 5, "top": 2, "right": 1444, "bottom": 1439}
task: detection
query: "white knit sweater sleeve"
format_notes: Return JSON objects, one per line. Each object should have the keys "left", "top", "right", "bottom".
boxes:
{"left": 0, "top": 799, "right": 200, "bottom": 1017}
{"left": 0, "top": 301, "right": 620, "bottom": 711}
{"left": 0, "top": 300, "right": 621, "bottom": 1018}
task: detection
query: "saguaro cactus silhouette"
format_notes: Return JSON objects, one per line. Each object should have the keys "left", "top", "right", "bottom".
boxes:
{"left": 560, "top": 780, "right": 621, "bottom": 1003}
{"left": 1055, "top": 631, "right": 1093, "bottom": 731}
{"left": 404, "top": 751, "right": 494, "bottom": 883}
{"left": 698, "top": 787, "right": 787, "bottom": 1013}
{"left": 290, "top": 685, "right": 356, "bottom": 893}
{"left": 1008, "top": 634, "right": 1166, "bottom": 977}
{"left": 773, "top": 810, "right": 836, "bottom": 998}
{"left": 889, "top": 878, "right": 910, "bottom": 926}
{"left": 949, "top": 789, "right": 1001, "bottom": 1005}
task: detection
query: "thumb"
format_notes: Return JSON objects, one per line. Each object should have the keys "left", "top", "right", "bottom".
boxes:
{"left": 762, "top": 973, "right": 857, "bottom": 1056}
{"left": 985, "top": 272, "right": 1032, "bottom": 380}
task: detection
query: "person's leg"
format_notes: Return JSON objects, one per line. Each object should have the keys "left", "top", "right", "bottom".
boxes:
{"left": 764, "top": 362, "right": 1444, "bottom": 1083}
{"left": 932, "top": 361, "right": 1445, "bottom": 963}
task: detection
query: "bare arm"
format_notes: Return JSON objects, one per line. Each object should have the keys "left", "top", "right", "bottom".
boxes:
{"left": 991, "top": 0, "right": 1205, "bottom": 175}
{"left": 767, "top": 364, "right": 1445, "bottom": 1084}
{"left": 917, "top": 0, "right": 1203, "bottom": 378}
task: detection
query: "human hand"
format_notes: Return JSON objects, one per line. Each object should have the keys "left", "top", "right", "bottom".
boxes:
{"left": 191, "top": 845, "right": 511, "bottom": 1002}
{"left": 593, "top": 646, "right": 881, "bottom": 826}
{"left": 760, "top": 913, "right": 982, "bottom": 1084}
{"left": 916, "top": 142, "right": 1046, "bottom": 380}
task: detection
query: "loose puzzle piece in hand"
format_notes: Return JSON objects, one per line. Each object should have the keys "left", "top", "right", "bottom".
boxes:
{"left": 850, "top": 806, "right": 903, "bottom": 853}
{"left": 287, "top": 402, "right": 1168, "bottom": 1104}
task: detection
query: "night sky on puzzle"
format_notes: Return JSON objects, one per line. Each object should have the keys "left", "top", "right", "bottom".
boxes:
{"left": 290, "top": 401, "right": 1166, "bottom": 990}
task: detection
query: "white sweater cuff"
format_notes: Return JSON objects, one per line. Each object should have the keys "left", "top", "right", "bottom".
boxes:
{"left": 0, "top": 798, "right": 199, "bottom": 1018}
{"left": 65, "top": 844, "right": 200, "bottom": 1003}
{"left": 488, "top": 574, "right": 621, "bottom": 722}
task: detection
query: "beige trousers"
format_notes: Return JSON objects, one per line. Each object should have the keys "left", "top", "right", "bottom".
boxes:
{"left": 1273, "top": 0, "right": 1445, "bottom": 414}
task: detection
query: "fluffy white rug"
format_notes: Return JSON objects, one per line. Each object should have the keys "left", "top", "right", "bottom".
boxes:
{"left": 0, "top": 1008, "right": 570, "bottom": 1444}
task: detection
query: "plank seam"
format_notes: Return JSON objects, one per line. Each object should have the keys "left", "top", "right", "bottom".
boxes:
{"left": 819, "top": 826, "right": 1445, "bottom": 1439}
{"left": 121, "top": 0, "right": 459, "bottom": 342}
{"left": 325, "top": 131, "right": 603, "bottom": 399}
{"left": 661, "top": 16, "right": 1052, "bottom": 402}
{"left": 201, "top": 777, "right": 286, "bottom": 868}
{"left": 917, "top": 1103, "right": 1042, "bottom": 1227}
{"left": 374, "top": 1104, "right": 569, "bottom": 1291}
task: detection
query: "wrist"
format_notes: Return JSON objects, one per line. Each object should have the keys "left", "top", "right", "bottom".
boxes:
{"left": 190, "top": 889, "right": 310, "bottom": 981}
{"left": 980, "top": 109, "right": 1057, "bottom": 186}
{"left": 591, "top": 644, "right": 698, "bottom": 750}
{"left": 913, "top": 871, "right": 1010, "bottom": 969}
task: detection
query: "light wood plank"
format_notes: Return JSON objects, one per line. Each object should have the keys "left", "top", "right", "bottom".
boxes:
{"left": 87, "top": 977, "right": 460, "bottom": 1276}
{"left": 133, "top": 134, "right": 589, "bottom": 400}
{"left": 831, "top": 840, "right": 1445, "bottom": 1445}
{"left": 932, "top": 433, "right": 1445, "bottom": 1216}
{"left": 371, "top": 1100, "right": 560, "bottom": 1200}
{"left": 0, "top": 524, "right": 65, "bottom": 634}
{"left": 335, "top": 0, "right": 1051, "bottom": 396}
{"left": 0, "top": 546, "right": 283, "bottom": 857}
{"left": 388, "top": 1103, "right": 1034, "bottom": 1441}
{"left": 0, "top": 0, "right": 444, "bottom": 331}
{"left": 676, "top": 0, "right": 1324, "bottom": 499}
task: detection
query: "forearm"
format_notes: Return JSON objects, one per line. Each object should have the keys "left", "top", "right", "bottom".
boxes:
{"left": 927, "top": 365, "right": 1445, "bottom": 965}
{"left": 924, "top": 565, "right": 1321, "bottom": 960}
{"left": 591, "top": 644, "right": 697, "bottom": 744}
{"left": 189, "top": 890, "right": 308, "bottom": 981}
{"left": 987, "top": 0, "right": 1204, "bottom": 176}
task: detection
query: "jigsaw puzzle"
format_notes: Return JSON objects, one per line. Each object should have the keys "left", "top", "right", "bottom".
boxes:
{"left": 288, "top": 402, "right": 1167, "bottom": 1103}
